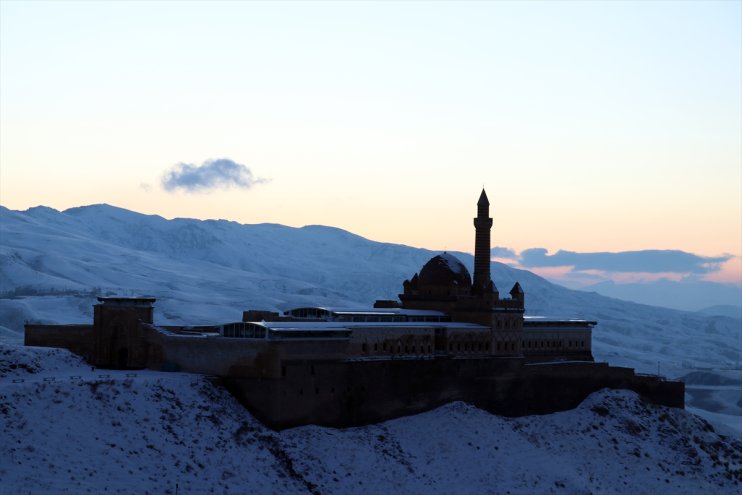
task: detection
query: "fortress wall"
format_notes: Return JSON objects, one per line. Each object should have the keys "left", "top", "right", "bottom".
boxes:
{"left": 147, "top": 327, "right": 349, "bottom": 377}
{"left": 149, "top": 334, "right": 269, "bottom": 376}
{"left": 523, "top": 351, "right": 594, "bottom": 363}
{"left": 226, "top": 357, "right": 522, "bottom": 429}
{"left": 494, "top": 362, "right": 685, "bottom": 413}
{"left": 522, "top": 327, "right": 592, "bottom": 356}
{"left": 226, "top": 358, "right": 684, "bottom": 430}
{"left": 348, "top": 326, "right": 434, "bottom": 356}
{"left": 24, "top": 324, "right": 93, "bottom": 359}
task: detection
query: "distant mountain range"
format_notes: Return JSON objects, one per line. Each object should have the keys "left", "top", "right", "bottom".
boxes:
{"left": 583, "top": 279, "right": 741, "bottom": 314}
{"left": 1, "top": 203, "right": 740, "bottom": 378}
{"left": 697, "top": 305, "right": 742, "bottom": 319}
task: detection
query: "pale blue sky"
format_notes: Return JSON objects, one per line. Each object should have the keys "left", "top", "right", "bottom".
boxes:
{"left": 1, "top": 1, "right": 740, "bottom": 271}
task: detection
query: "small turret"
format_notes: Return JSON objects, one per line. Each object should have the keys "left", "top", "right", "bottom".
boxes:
{"left": 509, "top": 282, "right": 524, "bottom": 307}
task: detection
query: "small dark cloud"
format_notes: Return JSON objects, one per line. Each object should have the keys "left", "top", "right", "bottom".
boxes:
{"left": 161, "top": 158, "right": 267, "bottom": 193}
{"left": 519, "top": 248, "right": 731, "bottom": 274}
{"left": 491, "top": 246, "right": 517, "bottom": 258}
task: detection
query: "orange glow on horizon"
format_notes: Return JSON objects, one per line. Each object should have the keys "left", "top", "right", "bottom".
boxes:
{"left": 703, "top": 257, "right": 742, "bottom": 285}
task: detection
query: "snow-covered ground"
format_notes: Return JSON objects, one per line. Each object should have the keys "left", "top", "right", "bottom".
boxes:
{"left": 1, "top": 343, "right": 740, "bottom": 494}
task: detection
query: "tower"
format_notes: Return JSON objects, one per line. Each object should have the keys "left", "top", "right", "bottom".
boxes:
{"left": 92, "top": 297, "right": 155, "bottom": 368}
{"left": 473, "top": 188, "right": 493, "bottom": 292}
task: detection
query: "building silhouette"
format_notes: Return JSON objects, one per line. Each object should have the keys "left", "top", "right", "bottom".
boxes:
{"left": 25, "top": 189, "right": 683, "bottom": 428}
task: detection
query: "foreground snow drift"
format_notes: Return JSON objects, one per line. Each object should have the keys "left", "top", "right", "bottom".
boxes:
{"left": 1, "top": 344, "right": 740, "bottom": 494}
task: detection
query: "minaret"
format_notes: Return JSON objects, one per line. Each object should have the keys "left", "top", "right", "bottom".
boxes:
{"left": 473, "top": 188, "right": 493, "bottom": 292}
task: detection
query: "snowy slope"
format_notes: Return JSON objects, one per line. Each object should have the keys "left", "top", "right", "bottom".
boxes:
{"left": 1, "top": 204, "right": 740, "bottom": 428}
{"left": 1, "top": 343, "right": 740, "bottom": 494}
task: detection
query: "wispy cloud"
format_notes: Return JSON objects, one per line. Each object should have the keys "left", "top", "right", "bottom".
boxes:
{"left": 161, "top": 158, "right": 268, "bottom": 193}
{"left": 491, "top": 247, "right": 738, "bottom": 288}
{"left": 491, "top": 246, "right": 517, "bottom": 259}
{"left": 518, "top": 248, "right": 730, "bottom": 274}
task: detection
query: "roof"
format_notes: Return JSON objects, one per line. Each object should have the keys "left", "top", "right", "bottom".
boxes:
{"left": 329, "top": 308, "right": 446, "bottom": 317}
{"left": 478, "top": 188, "right": 489, "bottom": 206}
{"left": 284, "top": 306, "right": 447, "bottom": 317}
{"left": 228, "top": 321, "right": 489, "bottom": 332}
{"left": 524, "top": 316, "right": 597, "bottom": 327}
{"left": 417, "top": 253, "right": 472, "bottom": 287}
{"left": 96, "top": 297, "right": 156, "bottom": 305}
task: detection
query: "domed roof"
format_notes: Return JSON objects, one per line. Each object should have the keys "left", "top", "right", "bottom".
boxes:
{"left": 418, "top": 253, "right": 472, "bottom": 287}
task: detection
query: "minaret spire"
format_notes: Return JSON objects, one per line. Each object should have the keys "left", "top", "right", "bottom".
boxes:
{"left": 473, "top": 188, "right": 493, "bottom": 292}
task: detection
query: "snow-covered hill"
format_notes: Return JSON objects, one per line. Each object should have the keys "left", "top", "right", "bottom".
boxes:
{"left": 1, "top": 203, "right": 740, "bottom": 429}
{"left": 1, "top": 343, "right": 740, "bottom": 494}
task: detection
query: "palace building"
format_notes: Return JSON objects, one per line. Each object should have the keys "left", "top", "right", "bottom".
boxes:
{"left": 25, "top": 189, "right": 683, "bottom": 428}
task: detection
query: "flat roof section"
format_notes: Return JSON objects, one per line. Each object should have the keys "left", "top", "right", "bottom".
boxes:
{"left": 284, "top": 306, "right": 447, "bottom": 317}
{"left": 224, "top": 321, "right": 489, "bottom": 332}
{"left": 96, "top": 297, "right": 156, "bottom": 306}
{"left": 524, "top": 316, "right": 597, "bottom": 326}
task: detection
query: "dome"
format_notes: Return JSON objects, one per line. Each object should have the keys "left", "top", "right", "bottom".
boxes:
{"left": 417, "top": 253, "right": 471, "bottom": 288}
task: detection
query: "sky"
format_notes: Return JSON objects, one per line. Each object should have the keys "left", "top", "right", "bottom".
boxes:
{"left": 1, "top": 1, "right": 740, "bottom": 285}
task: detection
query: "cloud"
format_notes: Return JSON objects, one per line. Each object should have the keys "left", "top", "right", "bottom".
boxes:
{"left": 491, "top": 246, "right": 517, "bottom": 258}
{"left": 518, "top": 248, "right": 731, "bottom": 274}
{"left": 161, "top": 158, "right": 268, "bottom": 193}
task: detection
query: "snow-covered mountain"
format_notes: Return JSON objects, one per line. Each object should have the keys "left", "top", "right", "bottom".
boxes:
{"left": 1, "top": 343, "right": 740, "bottom": 494}
{"left": 585, "top": 279, "right": 741, "bottom": 313}
{"left": 1, "top": 203, "right": 740, "bottom": 429}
